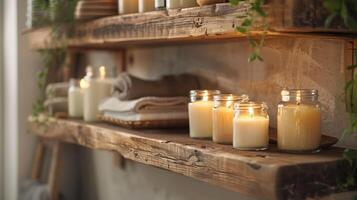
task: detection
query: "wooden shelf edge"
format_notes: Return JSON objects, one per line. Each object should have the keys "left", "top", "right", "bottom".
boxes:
{"left": 28, "top": 119, "right": 349, "bottom": 199}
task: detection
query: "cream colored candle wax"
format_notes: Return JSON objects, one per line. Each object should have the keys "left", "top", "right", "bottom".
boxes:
{"left": 277, "top": 104, "right": 321, "bottom": 151}
{"left": 83, "top": 67, "right": 112, "bottom": 122}
{"left": 68, "top": 79, "right": 84, "bottom": 118}
{"left": 166, "top": 0, "right": 197, "bottom": 9}
{"left": 213, "top": 106, "right": 234, "bottom": 143}
{"left": 139, "top": 0, "right": 155, "bottom": 12}
{"left": 233, "top": 103, "right": 269, "bottom": 150}
{"left": 119, "top": 0, "right": 139, "bottom": 14}
{"left": 212, "top": 94, "right": 249, "bottom": 144}
{"left": 189, "top": 101, "right": 214, "bottom": 138}
{"left": 188, "top": 90, "right": 220, "bottom": 138}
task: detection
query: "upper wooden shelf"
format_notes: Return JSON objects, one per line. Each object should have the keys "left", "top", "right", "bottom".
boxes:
{"left": 28, "top": 119, "right": 349, "bottom": 200}
{"left": 25, "top": 2, "right": 357, "bottom": 50}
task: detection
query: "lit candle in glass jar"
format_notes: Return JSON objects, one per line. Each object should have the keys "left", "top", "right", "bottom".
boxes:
{"left": 188, "top": 90, "right": 220, "bottom": 138}
{"left": 83, "top": 66, "right": 112, "bottom": 122}
{"left": 166, "top": 0, "right": 197, "bottom": 9}
{"left": 119, "top": 0, "right": 139, "bottom": 14}
{"left": 212, "top": 94, "right": 249, "bottom": 144}
{"left": 233, "top": 102, "right": 269, "bottom": 150}
{"left": 277, "top": 89, "right": 321, "bottom": 152}
{"left": 139, "top": 0, "right": 155, "bottom": 12}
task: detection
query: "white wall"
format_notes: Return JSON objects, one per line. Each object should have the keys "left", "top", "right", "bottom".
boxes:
{"left": 0, "top": 0, "right": 4, "bottom": 198}
{"left": 3, "top": 0, "right": 19, "bottom": 199}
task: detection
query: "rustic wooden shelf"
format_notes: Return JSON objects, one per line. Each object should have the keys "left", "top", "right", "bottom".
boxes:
{"left": 25, "top": 2, "right": 356, "bottom": 50}
{"left": 28, "top": 119, "right": 349, "bottom": 200}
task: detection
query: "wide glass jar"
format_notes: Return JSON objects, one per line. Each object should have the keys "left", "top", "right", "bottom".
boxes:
{"left": 188, "top": 90, "right": 221, "bottom": 138}
{"left": 212, "top": 94, "right": 249, "bottom": 144}
{"left": 277, "top": 89, "right": 321, "bottom": 152}
{"left": 166, "top": 0, "right": 197, "bottom": 9}
{"left": 119, "top": 0, "right": 139, "bottom": 14}
{"left": 233, "top": 102, "right": 269, "bottom": 150}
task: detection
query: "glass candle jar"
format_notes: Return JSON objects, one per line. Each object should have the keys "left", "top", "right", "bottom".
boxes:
{"left": 277, "top": 89, "right": 321, "bottom": 152}
{"left": 119, "top": 0, "right": 139, "bottom": 14}
{"left": 188, "top": 90, "right": 221, "bottom": 138}
{"left": 155, "top": 0, "right": 166, "bottom": 10}
{"left": 166, "top": 0, "right": 198, "bottom": 9}
{"left": 68, "top": 79, "right": 84, "bottom": 118}
{"left": 139, "top": 0, "right": 155, "bottom": 12}
{"left": 233, "top": 102, "right": 269, "bottom": 150}
{"left": 212, "top": 94, "right": 249, "bottom": 144}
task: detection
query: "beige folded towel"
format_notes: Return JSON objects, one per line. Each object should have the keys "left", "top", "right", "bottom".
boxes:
{"left": 99, "top": 96, "right": 188, "bottom": 113}
{"left": 113, "top": 73, "right": 200, "bottom": 100}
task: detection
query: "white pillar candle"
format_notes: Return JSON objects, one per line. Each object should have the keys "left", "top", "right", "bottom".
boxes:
{"left": 189, "top": 100, "right": 214, "bottom": 138}
{"left": 83, "top": 67, "right": 112, "bottom": 122}
{"left": 277, "top": 104, "right": 321, "bottom": 151}
{"left": 119, "top": 0, "right": 139, "bottom": 14}
{"left": 166, "top": 0, "right": 197, "bottom": 9}
{"left": 68, "top": 80, "right": 84, "bottom": 118}
{"left": 139, "top": 0, "right": 155, "bottom": 12}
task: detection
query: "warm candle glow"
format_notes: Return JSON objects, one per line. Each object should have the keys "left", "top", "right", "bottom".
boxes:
{"left": 86, "top": 66, "right": 93, "bottom": 78}
{"left": 99, "top": 66, "right": 106, "bottom": 80}
{"left": 80, "top": 79, "right": 89, "bottom": 89}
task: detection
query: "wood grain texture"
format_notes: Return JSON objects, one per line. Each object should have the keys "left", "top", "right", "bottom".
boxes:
{"left": 28, "top": 119, "right": 349, "bottom": 200}
{"left": 25, "top": 2, "right": 356, "bottom": 50}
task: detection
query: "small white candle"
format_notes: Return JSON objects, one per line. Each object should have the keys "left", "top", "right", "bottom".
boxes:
{"left": 233, "top": 105, "right": 269, "bottom": 150}
{"left": 119, "top": 0, "right": 139, "bottom": 14}
{"left": 68, "top": 80, "right": 84, "bottom": 118}
{"left": 139, "top": 0, "right": 155, "bottom": 12}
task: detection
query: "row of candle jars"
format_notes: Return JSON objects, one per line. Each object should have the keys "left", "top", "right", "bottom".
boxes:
{"left": 188, "top": 89, "right": 321, "bottom": 152}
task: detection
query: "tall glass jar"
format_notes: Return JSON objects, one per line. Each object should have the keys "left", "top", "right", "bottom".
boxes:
{"left": 233, "top": 102, "right": 269, "bottom": 150}
{"left": 277, "top": 89, "right": 321, "bottom": 152}
{"left": 188, "top": 90, "right": 221, "bottom": 138}
{"left": 212, "top": 94, "right": 249, "bottom": 144}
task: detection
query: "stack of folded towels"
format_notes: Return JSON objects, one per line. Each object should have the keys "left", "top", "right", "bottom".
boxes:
{"left": 99, "top": 73, "right": 201, "bottom": 127}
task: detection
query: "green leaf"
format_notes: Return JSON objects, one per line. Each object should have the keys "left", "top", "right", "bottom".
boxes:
{"left": 236, "top": 26, "right": 247, "bottom": 34}
{"left": 325, "top": 13, "right": 338, "bottom": 28}
{"left": 229, "top": 0, "right": 241, "bottom": 6}
{"left": 241, "top": 19, "right": 252, "bottom": 27}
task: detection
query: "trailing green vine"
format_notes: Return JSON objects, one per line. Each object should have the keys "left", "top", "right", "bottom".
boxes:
{"left": 29, "top": 0, "right": 77, "bottom": 120}
{"left": 229, "top": 0, "right": 268, "bottom": 62}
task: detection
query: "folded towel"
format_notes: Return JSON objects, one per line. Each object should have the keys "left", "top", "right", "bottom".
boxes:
{"left": 46, "top": 82, "right": 69, "bottom": 99}
{"left": 99, "top": 96, "right": 188, "bottom": 113}
{"left": 113, "top": 73, "right": 200, "bottom": 100}
{"left": 102, "top": 111, "right": 188, "bottom": 121}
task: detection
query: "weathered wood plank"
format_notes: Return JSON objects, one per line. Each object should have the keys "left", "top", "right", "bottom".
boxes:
{"left": 28, "top": 119, "right": 349, "bottom": 200}
{"left": 25, "top": 2, "right": 356, "bottom": 50}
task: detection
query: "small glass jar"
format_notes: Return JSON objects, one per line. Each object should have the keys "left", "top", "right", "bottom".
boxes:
{"left": 139, "top": 0, "right": 155, "bottom": 13}
{"left": 188, "top": 90, "right": 221, "bottom": 138}
{"left": 233, "top": 102, "right": 269, "bottom": 150}
{"left": 155, "top": 0, "right": 166, "bottom": 10}
{"left": 212, "top": 94, "right": 249, "bottom": 144}
{"left": 68, "top": 79, "right": 84, "bottom": 118}
{"left": 166, "top": 0, "right": 198, "bottom": 9}
{"left": 277, "top": 89, "right": 321, "bottom": 152}
{"left": 119, "top": 0, "right": 139, "bottom": 14}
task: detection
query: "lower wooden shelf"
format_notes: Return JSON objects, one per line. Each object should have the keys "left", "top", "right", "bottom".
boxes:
{"left": 28, "top": 119, "right": 348, "bottom": 199}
